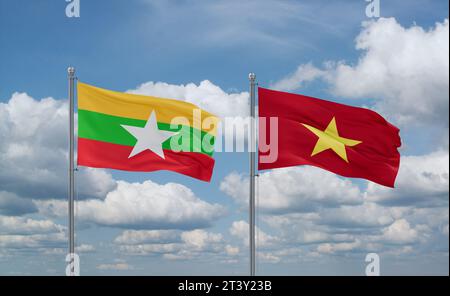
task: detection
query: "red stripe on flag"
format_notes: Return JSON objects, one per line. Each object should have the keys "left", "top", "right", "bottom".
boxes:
{"left": 77, "top": 138, "right": 215, "bottom": 182}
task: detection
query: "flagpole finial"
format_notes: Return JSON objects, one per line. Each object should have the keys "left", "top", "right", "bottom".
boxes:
{"left": 248, "top": 73, "right": 256, "bottom": 81}
{"left": 68, "top": 67, "right": 75, "bottom": 76}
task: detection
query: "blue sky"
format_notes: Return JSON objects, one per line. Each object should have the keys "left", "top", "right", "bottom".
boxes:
{"left": 0, "top": 0, "right": 448, "bottom": 275}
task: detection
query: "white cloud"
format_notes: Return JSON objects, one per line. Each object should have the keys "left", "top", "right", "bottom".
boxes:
{"left": 443, "top": 224, "right": 449, "bottom": 236}
{"left": 381, "top": 219, "right": 419, "bottom": 244}
{"left": 258, "top": 206, "right": 441, "bottom": 262}
{"left": 383, "top": 245, "right": 415, "bottom": 256}
{"left": 270, "top": 63, "right": 327, "bottom": 92}
{"left": 128, "top": 80, "right": 249, "bottom": 118}
{"left": 229, "top": 220, "right": 279, "bottom": 248}
{"left": 272, "top": 18, "right": 449, "bottom": 128}
{"left": 220, "top": 167, "right": 362, "bottom": 213}
{"left": 299, "top": 230, "right": 330, "bottom": 244}
{"left": 119, "top": 243, "right": 180, "bottom": 255}
{"left": 224, "top": 244, "right": 240, "bottom": 256}
{"left": 77, "top": 244, "right": 95, "bottom": 253}
{"left": 77, "top": 168, "right": 117, "bottom": 201}
{"left": 0, "top": 191, "right": 37, "bottom": 216}
{"left": 0, "top": 216, "right": 64, "bottom": 235}
{"left": 263, "top": 213, "right": 355, "bottom": 247}
{"left": 0, "top": 215, "right": 66, "bottom": 254}
{"left": 330, "top": 18, "right": 449, "bottom": 126}
{"left": 316, "top": 240, "right": 361, "bottom": 254}
{"left": 181, "top": 229, "right": 223, "bottom": 251}
{"left": 38, "top": 180, "right": 225, "bottom": 229}
{"left": 0, "top": 232, "right": 66, "bottom": 250}
{"left": 78, "top": 180, "right": 225, "bottom": 229}
{"left": 236, "top": 193, "right": 445, "bottom": 262}
{"left": 318, "top": 202, "right": 397, "bottom": 229}
{"left": 220, "top": 151, "right": 448, "bottom": 263}
{"left": 41, "top": 248, "right": 66, "bottom": 255}
{"left": 97, "top": 263, "right": 133, "bottom": 271}
{"left": 0, "top": 93, "right": 116, "bottom": 200}
{"left": 402, "top": 208, "right": 449, "bottom": 236}
{"left": 366, "top": 151, "right": 449, "bottom": 207}
{"left": 257, "top": 252, "right": 281, "bottom": 263}
{"left": 114, "top": 228, "right": 231, "bottom": 261}
{"left": 114, "top": 230, "right": 179, "bottom": 245}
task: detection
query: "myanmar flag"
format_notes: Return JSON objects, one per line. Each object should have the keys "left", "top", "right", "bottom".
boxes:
{"left": 258, "top": 88, "right": 401, "bottom": 187}
{"left": 77, "top": 82, "right": 218, "bottom": 182}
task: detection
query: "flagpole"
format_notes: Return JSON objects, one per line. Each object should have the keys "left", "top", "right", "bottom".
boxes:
{"left": 68, "top": 66, "right": 76, "bottom": 276}
{"left": 249, "top": 73, "right": 256, "bottom": 276}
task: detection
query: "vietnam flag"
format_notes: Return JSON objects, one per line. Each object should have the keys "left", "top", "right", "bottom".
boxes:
{"left": 258, "top": 87, "right": 401, "bottom": 187}
{"left": 77, "top": 82, "right": 218, "bottom": 182}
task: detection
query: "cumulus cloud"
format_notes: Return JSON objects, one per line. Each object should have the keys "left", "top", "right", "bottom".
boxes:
{"left": 220, "top": 148, "right": 448, "bottom": 263}
{"left": 224, "top": 244, "right": 240, "bottom": 256}
{"left": 181, "top": 229, "right": 223, "bottom": 251}
{"left": 77, "top": 244, "right": 96, "bottom": 253}
{"left": 271, "top": 18, "right": 449, "bottom": 128}
{"left": 0, "top": 216, "right": 64, "bottom": 235}
{"left": 0, "top": 92, "right": 116, "bottom": 200}
{"left": 229, "top": 220, "right": 279, "bottom": 248}
{"left": 317, "top": 202, "right": 398, "bottom": 229}
{"left": 114, "top": 230, "right": 179, "bottom": 245}
{"left": 0, "top": 191, "right": 37, "bottom": 216}
{"left": 257, "top": 252, "right": 281, "bottom": 263}
{"left": 37, "top": 180, "right": 225, "bottom": 229}
{"left": 366, "top": 151, "right": 449, "bottom": 207}
{"left": 263, "top": 213, "right": 354, "bottom": 247}
{"left": 262, "top": 202, "right": 399, "bottom": 251}
{"left": 265, "top": 199, "right": 447, "bottom": 253}
{"left": 0, "top": 215, "right": 66, "bottom": 255}
{"left": 316, "top": 240, "right": 362, "bottom": 254}
{"left": 380, "top": 219, "right": 420, "bottom": 245}
{"left": 97, "top": 262, "right": 133, "bottom": 271}
{"left": 443, "top": 224, "right": 449, "bottom": 236}
{"left": 220, "top": 167, "right": 362, "bottom": 213}
{"left": 114, "top": 228, "right": 234, "bottom": 261}
{"left": 128, "top": 80, "right": 249, "bottom": 118}
{"left": 270, "top": 63, "right": 327, "bottom": 92}
{"left": 119, "top": 243, "right": 180, "bottom": 255}
{"left": 331, "top": 18, "right": 449, "bottom": 126}
{"left": 258, "top": 211, "right": 422, "bottom": 260}
{"left": 0, "top": 232, "right": 66, "bottom": 250}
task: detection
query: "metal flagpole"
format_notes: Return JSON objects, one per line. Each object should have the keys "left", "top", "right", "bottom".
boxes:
{"left": 249, "top": 73, "right": 256, "bottom": 276}
{"left": 68, "top": 66, "right": 76, "bottom": 276}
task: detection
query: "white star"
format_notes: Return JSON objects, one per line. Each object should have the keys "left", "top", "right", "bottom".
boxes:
{"left": 121, "top": 111, "right": 177, "bottom": 159}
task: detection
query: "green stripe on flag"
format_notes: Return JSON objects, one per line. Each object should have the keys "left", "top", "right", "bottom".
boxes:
{"left": 78, "top": 109, "right": 215, "bottom": 156}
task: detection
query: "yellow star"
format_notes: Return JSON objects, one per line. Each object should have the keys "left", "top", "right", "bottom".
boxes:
{"left": 301, "top": 117, "right": 362, "bottom": 163}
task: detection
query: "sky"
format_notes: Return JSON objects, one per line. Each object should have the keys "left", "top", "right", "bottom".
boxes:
{"left": 0, "top": 0, "right": 448, "bottom": 275}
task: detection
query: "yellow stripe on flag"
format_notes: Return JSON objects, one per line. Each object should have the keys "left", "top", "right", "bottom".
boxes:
{"left": 78, "top": 82, "right": 218, "bottom": 136}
